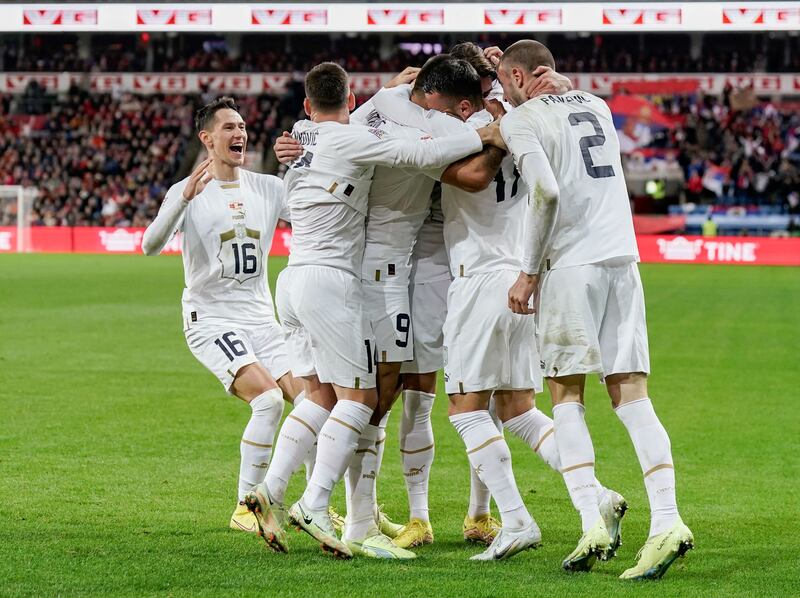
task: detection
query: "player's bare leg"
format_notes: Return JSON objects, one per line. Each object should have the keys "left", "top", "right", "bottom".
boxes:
{"left": 449, "top": 391, "right": 541, "bottom": 561}
{"left": 606, "top": 373, "right": 693, "bottom": 580}
{"left": 547, "top": 375, "right": 613, "bottom": 571}
{"left": 393, "top": 371, "right": 436, "bottom": 548}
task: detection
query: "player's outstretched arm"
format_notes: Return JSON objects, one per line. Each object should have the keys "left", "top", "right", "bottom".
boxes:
{"left": 349, "top": 125, "right": 483, "bottom": 170}
{"left": 142, "top": 158, "right": 211, "bottom": 256}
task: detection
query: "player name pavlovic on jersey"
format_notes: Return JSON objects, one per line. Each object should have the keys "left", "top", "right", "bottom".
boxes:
{"left": 146, "top": 170, "right": 288, "bottom": 326}
{"left": 500, "top": 91, "right": 639, "bottom": 270}
{"left": 282, "top": 118, "right": 482, "bottom": 278}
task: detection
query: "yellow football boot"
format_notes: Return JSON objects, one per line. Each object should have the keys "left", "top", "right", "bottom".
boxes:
{"left": 329, "top": 506, "right": 345, "bottom": 533}
{"left": 393, "top": 518, "right": 434, "bottom": 549}
{"left": 620, "top": 518, "right": 694, "bottom": 580}
{"left": 229, "top": 501, "right": 258, "bottom": 533}
{"left": 463, "top": 513, "right": 501, "bottom": 546}
{"left": 243, "top": 485, "right": 289, "bottom": 553}
{"left": 562, "top": 518, "right": 612, "bottom": 572}
{"left": 377, "top": 506, "right": 404, "bottom": 539}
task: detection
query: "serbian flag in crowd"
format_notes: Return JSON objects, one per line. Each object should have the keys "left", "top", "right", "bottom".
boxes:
{"left": 608, "top": 95, "right": 676, "bottom": 153}
{"left": 702, "top": 163, "right": 730, "bottom": 197}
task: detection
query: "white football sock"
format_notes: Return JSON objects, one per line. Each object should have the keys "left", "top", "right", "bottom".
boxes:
{"left": 615, "top": 398, "right": 679, "bottom": 536}
{"left": 302, "top": 400, "right": 373, "bottom": 511}
{"left": 344, "top": 424, "right": 380, "bottom": 540}
{"left": 263, "top": 395, "right": 330, "bottom": 505}
{"left": 238, "top": 388, "right": 284, "bottom": 502}
{"left": 553, "top": 402, "right": 601, "bottom": 532}
{"left": 450, "top": 411, "right": 532, "bottom": 530}
{"left": 467, "top": 403, "right": 502, "bottom": 519}
{"left": 400, "top": 391, "right": 435, "bottom": 522}
{"left": 504, "top": 407, "right": 608, "bottom": 498}
{"left": 370, "top": 410, "right": 390, "bottom": 518}
{"left": 290, "top": 392, "right": 317, "bottom": 481}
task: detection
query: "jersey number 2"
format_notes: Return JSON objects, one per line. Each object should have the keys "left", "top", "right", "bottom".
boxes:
{"left": 568, "top": 112, "right": 615, "bottom": 179}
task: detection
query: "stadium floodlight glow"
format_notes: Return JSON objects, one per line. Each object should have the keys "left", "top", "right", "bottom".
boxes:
{"left": 2, "top": 2, "right": 800, "bottom": 33}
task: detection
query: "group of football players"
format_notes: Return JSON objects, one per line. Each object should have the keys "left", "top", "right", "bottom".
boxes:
{"left": 143, "top": 39, "right": 693, "bottom": 579}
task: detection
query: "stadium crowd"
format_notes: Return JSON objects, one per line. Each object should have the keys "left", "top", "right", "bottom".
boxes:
{"left": 0, "top": 88, "right": 298, "bottom": 226}
{"left": 626, "top": 91, "right": 800, "bottom": 208}
{"left": 3, "top": 32, "right": 799, "bottom": 74}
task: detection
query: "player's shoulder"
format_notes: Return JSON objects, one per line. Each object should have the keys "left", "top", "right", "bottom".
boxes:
{"left": 240, "top": 169, "right": 284, "bottom": 199}
{"left": 166, "top": 176, "right": 191, "bottom": 199}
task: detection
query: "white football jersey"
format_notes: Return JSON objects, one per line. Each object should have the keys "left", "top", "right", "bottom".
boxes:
{"left": 152, "top": 170, "right": 287, "bottom": 326}
{"left": 440, "top": 109, "right": 529, "bottom": 278}
{"left": 283, "top": 118, "right": 482, "bottom": 277}
{"left": 500, "top": 91, "right": 639, "bottom": 270}
{"left": 369, "top": 87, "right": 525, "bottom": 278}
{"left": 410, "top": 192, "right": 451, "bottom": 284}
{"left": 351, "top": 98, "right": 439, "bottom": 286}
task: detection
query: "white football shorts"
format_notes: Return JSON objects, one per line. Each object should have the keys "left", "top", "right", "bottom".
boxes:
{"left": 362, "top": 281, "right": 413, "bottom": 364}
{"left": 443, "top": 270, "right": 542, "bottom": 395}
{"left": 184, "top": 318, "right": 290, "bottom": 393}
{"left": 537, "top": 258, "right": 650, "bottom": 378}
{"left": 276, "top": 265, "right": 377, "bottom": 389}
{"left": 400, "top": 277, "right": 450, "bottom": 375}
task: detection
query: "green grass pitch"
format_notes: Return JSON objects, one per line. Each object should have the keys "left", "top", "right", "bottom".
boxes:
{"left": 1, "top": 254, "right": 799, "bottom": 597}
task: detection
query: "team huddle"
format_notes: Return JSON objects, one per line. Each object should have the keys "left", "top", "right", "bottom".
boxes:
{"left": 143, "top": 40, "right": 694, "bottom": 578}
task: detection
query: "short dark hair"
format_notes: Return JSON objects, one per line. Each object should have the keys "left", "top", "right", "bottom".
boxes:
{"left": 449, "top": 42, "right": 495, "bottom": 80}
{"left": 412, "top": 55, "right": 483, "bottom": 109}
{"left": 195, "top": 96, "right": 239, "bottom": 133}
{"left": 500, "top": 40, "right": 556, "bottom": 72}
{"left": 305, "top": 62, "right": 349, "bottom": 112}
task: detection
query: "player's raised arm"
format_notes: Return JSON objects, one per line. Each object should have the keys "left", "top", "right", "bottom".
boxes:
{"left": 142, "top": 158, "right": 212, "bottom": 256}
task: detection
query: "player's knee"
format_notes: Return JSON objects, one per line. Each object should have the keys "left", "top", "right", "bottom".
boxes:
{"left": 231, "top": 363, "right": 279, "bottom": 402}
{"left": 605, "top": 372, "right": 648, "bottom": 408}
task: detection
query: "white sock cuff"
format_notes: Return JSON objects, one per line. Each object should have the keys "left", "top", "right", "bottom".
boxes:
{"left": 502, "top": 409, "right": 534, "bottom": 431}
{"left": 362, "top": 423, "right": 380, "bottom": 442}
{"left": 290, "top": 397, "right": 331, "bottom": 433}
{"left": 292, "top": 390, "right": 306, "bottom": 406}
{"left": 449, "top": 410, "right": 493, "bottom": 436}
{"left": 329, "top": 400, "right": 374, "bottom": 434}
{"left": 552, "top": 401, "right": 585, "bottom": 420}
{"left": 614, "top": 397, "right": 654, "bottom": 417}
{"left": 250, "top": 387, "right": 284, "bottom": 413}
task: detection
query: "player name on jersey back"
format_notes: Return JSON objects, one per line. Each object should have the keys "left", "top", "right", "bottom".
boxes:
{"left": 501, "top": 91, "right": 639, "bottom": 270}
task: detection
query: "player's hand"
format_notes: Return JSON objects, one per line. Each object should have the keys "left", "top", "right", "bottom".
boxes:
{"left": 477, "top": 120, "right": 507, "bottom": 152}
{"left": 274, "top": 131, "right": 302, "bottom": 165}
{"left": 525, "top": 67, "right": 573, "bottom": 99}
{"left": 508, "top": 272, "right": 539, "bottom": 315}
{"left": 182, "top": 158, "right": 213, "bottom": 201}
{"left": 385, "top": 66, "right": 420, "bottom": 88}
{"left": 484, "top": 46, "right": 504, "bottom": 67}
{"left": 484, "top": 98, "right": 506, "bottom": 121}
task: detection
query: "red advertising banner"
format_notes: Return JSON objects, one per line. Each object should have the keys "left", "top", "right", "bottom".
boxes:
{"left": 3, "top": 228, "right": 799, "bottom": 266}
{"left": 636, "top": 234, "right": 800, "bottom": 266}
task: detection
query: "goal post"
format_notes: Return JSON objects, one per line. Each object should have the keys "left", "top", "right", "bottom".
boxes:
{"left": 0, "top": 185, "right": 37, "bottom": 252}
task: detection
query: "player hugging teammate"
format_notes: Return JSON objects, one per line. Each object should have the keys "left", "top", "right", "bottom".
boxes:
{"left": 145, "top": 39, "right": 693, "bottom": 579}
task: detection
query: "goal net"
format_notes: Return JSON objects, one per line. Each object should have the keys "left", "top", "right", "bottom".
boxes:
{"left": 0, "top": 185, "right": 37, "bottom": 252}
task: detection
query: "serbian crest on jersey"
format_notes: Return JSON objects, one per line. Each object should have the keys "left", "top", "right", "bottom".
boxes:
{"left": 217, "top": 220, "right": 263, "bottom": 284}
